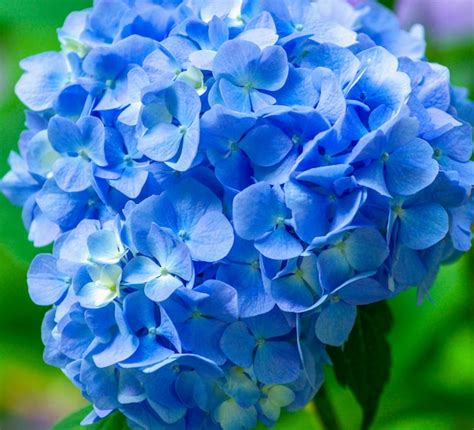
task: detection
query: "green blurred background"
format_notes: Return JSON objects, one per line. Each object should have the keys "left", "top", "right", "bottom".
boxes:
{"left": 0, "top": 1, "right": 472, "bottom": 429}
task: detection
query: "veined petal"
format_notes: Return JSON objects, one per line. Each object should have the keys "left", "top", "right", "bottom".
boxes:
{"left": 145, "top": 275, "right": 183, "bottom": 302}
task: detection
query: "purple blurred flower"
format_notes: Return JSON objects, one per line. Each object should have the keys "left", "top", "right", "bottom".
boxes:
{"left": 397, "top": 0, "right": 474, "bottom": 39}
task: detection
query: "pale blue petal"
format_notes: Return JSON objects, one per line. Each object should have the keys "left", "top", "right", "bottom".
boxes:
{"left": 53, "top": 156, "right": 92, "bottom": 192}
{"left": 213, "top": 40, "right": 261, "bottom": 84}
{"left": 87, "top": 230, "right": 124, "bottom": 265}
{"left": 145, "top": 275, "right": 183, "bottom": 302}
{"left": 28, "top": 254, "right": 69, "bottom": 305}
{"left": 147, "top": 224, "right": 193, "bottom": 281}
{"left": 123, "top": 256, "right": 161, "bottom": 284}
{"left": 186, "top": 211, "right": 234, "bottom": 262}
{"left": 139, "top": 123, "right": 183, "bottom": 162}
{"left": 255, "top": 227, "right": 303, "bottom": 261}
{"left": 166, "top": 81, "right": 201, "bottom": 126}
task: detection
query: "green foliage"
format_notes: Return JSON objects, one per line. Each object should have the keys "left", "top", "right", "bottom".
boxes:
{"left": 328, "top": 302, "right": 393, "bottom": 430}
{"left": 51, "top": 407, "right": 129, "bottom": 430}
{"left": 378, "top": 0, "right": 396, "bottom": 9}
{"left": 257, "top": 408, "right": 321, "bottom": 430}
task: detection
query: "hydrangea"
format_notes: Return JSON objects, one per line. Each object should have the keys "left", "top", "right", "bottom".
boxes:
{"left": 1, "top": 0, "right": 473, "bottom": 429}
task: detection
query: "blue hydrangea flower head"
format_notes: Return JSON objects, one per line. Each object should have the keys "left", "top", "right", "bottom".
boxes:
{"left": 1, "top": 0, "right": 473, "bottom": 428}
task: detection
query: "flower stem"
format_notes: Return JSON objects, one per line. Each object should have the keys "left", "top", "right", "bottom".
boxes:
{"left": 313, "top": 385, "right": 342, "bottom": 430}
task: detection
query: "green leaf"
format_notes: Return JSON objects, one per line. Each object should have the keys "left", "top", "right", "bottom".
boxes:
{"left": 51, "top": 406, "right": 130, "bottom": 430}
{"left": 378, "top": 0, "right": 395, "bottom": 9}
{"left": 257, "top": 408, "right": 321, "bottom": 430}
{"left": 327, "top": 301, "right": 393, "bottom": 430}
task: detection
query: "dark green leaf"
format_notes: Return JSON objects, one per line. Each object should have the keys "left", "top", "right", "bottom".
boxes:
{"left": 328, "top": 301, "right": 393, "bottom": 430}
{"left": 51, "top": 406, "right": 130, "bottom": 430}
{"left": 378, "top": 0, "right": 395, "bottom": 9}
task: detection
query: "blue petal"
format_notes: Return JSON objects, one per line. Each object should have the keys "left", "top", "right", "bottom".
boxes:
{"left": 168, "top": 118, "right": 200, "bottom": 172}
{"left": 276, "top": 65, "right": 320, "bottom": 107}
{"left": 246, "top": 307, "right": 292, "bottom": 339}
{"left": 139, "top": 123, "right": 183, "bottom": 162}
{"left": 196, "top": 280, "right": 239, "bottom": 322}
{"left": 53, "top": 156, "right": 92, "bottom": 192}
{"left": 200, "top": 0, "right": 240, "bottom": 22}
{"left": 354, "top": 161, "right": 390, "bottom": 197}
{"left": 16, "top": 52, "right": 69, "bottom": 111}
{"left": 220, "top": 322, "right": 255, "bottom": 368}
{"left": 78, "top": 116, "right": 107, "bottom": 166}
{"left": 315, "top": 302, "right": 356, "bottom": 346}
{"left": 399, "top": 203, "right": 449, "bottom": 250}
{"left": 121, "top": 335, "right": 175, "bottom": 369}
{"left": 166, "top": 81, "right": 201, "bottom": 126}
{"left": 313, "top": 68, "right": 346, "bottom": 124}
{"left": 166, "top": 179, "right": 222, "bottom": 231}
{"left": 254, "top": 341, "right": 300, "bottom": 384}
{"left": 237, "top": 28, "right": 278, "bottom": 50}
{"left": 338, "top": 278, "right": 390, "bottom": 306}
{"left": 25, "top": 130, "right": 59, "bottom": 176}
{"left": 93, "top": 317, "right": 139, "bottom": 367}
{"left": 118, "top": 371, "right": 147, "bottom": 404}
{"left": 186, "top": 211, "right": 234, "bottom": 262}
{"left": 147, "top": 224, "right": 193, "bottom": 281}
{"left": 109, "top": 166, "right": 149, "bottom": 199}
{"left": 240, "top": 125, "right": 292, "bottom": 167}
{"left": 233, "top": 183, "right": 287, "bottom": 241}
{"left": 219, "top": 79, "right": 252, "bottom": 112}
{"left": 201, "top": 105, "right": 256, "bottom": 150}
{"left": 145, "top": 275, "right": 183, "bottom": 302}
{"left": 224, "top": 368, "right": 260, "bottom": 408}
{"left": 123, "top": 291, "right": 158, "bottom": 332}
{"left": 255, "top": 227, "right": 303, "bottom": 261}
{"left": 48, "top": 116, "right": 83, "bottom": 154}
{"left": 285, "top": 181, "right": 329, "bottom": 242}
{"left": 143, "top": 47, "right": 180, "bottom": 83}
{"left": 317, "top": 247, "right": 352, "bottom": 292}
{"left": 87, "top": 229, "right": 124, "bottom": 265}
{"left": 180, "top": 317, "right": 228, "bottom": 365}
{"left": 123, "top": 256, "right": 161, "bottom": 284}
{"left": 301, "top": 43, "right": 359, "bottom": 88}
{"left": 385, "top": 138, "right": 439, "bottom": 195}
{"left": 344, "top": 228, "right": 389, "bottom": 272}
{"left": 28, "top": 254, "right": 69, "bottom": 305}
{"left": 271, "top": 274, "right": 315, "bottom": 313}
{"left": 213, "top": 40, "right": 261, "bottom": 84}
{"left": 249, "top": 89, "right": 276, "bottom": 111}
{"left": 217, "top": 263, "right": 274, "bottom": 318}
{"left": 250, "top": 45, "right": 288, "bottom": 91}
{"left": 214, "top": 150, "right": 253, "bottom": 191}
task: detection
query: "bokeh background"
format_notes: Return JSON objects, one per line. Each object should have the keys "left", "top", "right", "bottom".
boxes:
{"left": 0, "top": 1, "right": 472, "bottom": 429}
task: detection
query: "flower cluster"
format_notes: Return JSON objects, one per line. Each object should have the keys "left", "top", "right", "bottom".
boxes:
{"left": 2, "top": 0, "right": 473, "bottom": 429}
